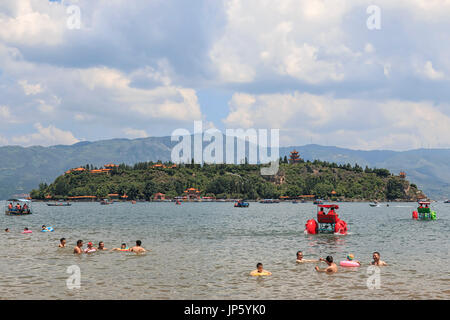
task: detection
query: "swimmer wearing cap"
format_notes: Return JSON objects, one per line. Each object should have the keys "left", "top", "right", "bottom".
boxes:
{"left": 84, "top": 242, "right": 97, "bottom": 253}
{"left": 346, "top": 254, "right": 361, "bottom": 266}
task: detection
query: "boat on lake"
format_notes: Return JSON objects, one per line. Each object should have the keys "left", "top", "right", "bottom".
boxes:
{"left": 234, "top": 200, "right": 249, "bottom": 207}
{"left": 412, "top": 201, "right": 436, "bottom": 220}
{"left": 5, "top": 198, "right": 32, "bottom": 216}
{"left": 259, "top": 199, "right": 280, "bottom": 203}
{"left": 100, "top": 199, "right": 113, "bottom": 205}
{"left": 305, "top": 204, "right": 348, "bottom": 235}
{"left": 47, "top": 202, "right": 71, "bottom": 206}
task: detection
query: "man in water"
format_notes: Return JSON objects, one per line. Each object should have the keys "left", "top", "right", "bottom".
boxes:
{"left": 97, "top": 241, "right": 107, "bottom": 250}
{"left": 371, "top": 252, "right": 387, "bottom": 266}
{"left": 74, "top": 240, "right": 83, "bottom": 254}
{"left": 84, "top": 242, "right": 97, "bottom": 253}
{"left": 296, "top": 251, "right": 319, "bottom": 263}
{"left": 112, "top": 243, "right": 129, "bottom": 251}
{"left": 250, "top": 263, "right": 272, "bottom": 276}
{"left": 59, "top": 238, "right": 66, "bottom": 248}
{"left": 315, "top": 256, "right": 338, "bottom": 273}
{"left": 5, "top": 228, "right": 9, "bottom": 232}
{"left": 130, "top": 240, "right": 147, "bottom": 253}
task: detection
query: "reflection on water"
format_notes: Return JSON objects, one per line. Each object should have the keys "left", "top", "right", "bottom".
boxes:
{"left": 0, "top": 201, "right": 449, "bottom": 299}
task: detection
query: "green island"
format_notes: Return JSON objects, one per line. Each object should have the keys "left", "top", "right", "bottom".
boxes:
{"left": 30, "top": 156, "right": 426, "bottom": 202}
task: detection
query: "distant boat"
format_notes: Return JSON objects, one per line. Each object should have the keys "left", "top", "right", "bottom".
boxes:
{"left": 234, "top": 200, "right": 249, "bottom": 207}
{"left": 444, "top": 200, "right": 450, "bottom": 203}
{"left": 313, "top": 199, "right": 323, "bottom": 205}
{"left": 100, "top": 199, "right": 113, "bottom": 205}
{"left": 259, "top": 199, "right": 279, "bottom": 204}
{"left": 5, "top": 198, "right": 32, "bottom": 216}
{"left": 47, "top": 202, "right": 71, "bottom": 206}
{"left": 369, "top": 201, "right": 380, "bottom": 207}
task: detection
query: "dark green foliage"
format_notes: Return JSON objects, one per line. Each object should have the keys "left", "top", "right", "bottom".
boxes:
{"left": 31, "top": 160, "right": 420, "bottom": 201}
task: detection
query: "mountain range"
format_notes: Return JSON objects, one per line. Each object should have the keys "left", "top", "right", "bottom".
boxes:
{"left": 0, "top": 136, "right": 449, "bottom": 200}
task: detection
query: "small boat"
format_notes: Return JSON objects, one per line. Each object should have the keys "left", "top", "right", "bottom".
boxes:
{"left": 259, "top": 199, "right": 280, "bottom": 204}
{"left": 47, "top": 202, "right": 71, "bottom": 206}
{"left": 5, "top": 198, "right": 32, "bottom": 216}
{"left": 444, "top": 200, "right": 450, "bottom": 203}
{"left": 369, "top": 203, "right": 380, "bottom": 207}
{"left": 100, "top": 199, "right": 113, "bottom": 205}
{"left": 292, "top": 200, "right": 299, "bottom": 204}
{"left": 234, "top": 200, "right": 249, "bottom": 207}
{"left": 313, "top": 199, "right": 323, "bottom": 205}
{"left": 412, "top": 201, "right": 436, "bottom": 220}
{"left": 305, "top": 204, "right": 348, "bottom": 235}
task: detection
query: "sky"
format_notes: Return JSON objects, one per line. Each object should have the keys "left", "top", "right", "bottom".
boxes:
{"left": 0, "top": 0, "right": 449, "bottom": 150}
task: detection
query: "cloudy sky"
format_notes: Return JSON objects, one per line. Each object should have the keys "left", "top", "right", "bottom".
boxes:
{"left": 0, "top": 0, "right": 449, "bottom": 150}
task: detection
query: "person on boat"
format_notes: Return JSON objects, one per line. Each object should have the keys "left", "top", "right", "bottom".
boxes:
{"left": 250, "top": 263, "right": 272, "bottom": 276}
{"left": 74, "top": 240, "right": 83, "bottom": 254}
{"left": 130, "top": 240, "right": 146, "bottom": 254}
{"left": 84, "top": 242, "right": 97, "bottom": 253}
{"left": 318, "top": 207, "right": 325, "bottom": 215}
{"left": 59, "top": 238, "right": 66, "bottom": 248}
{"left": 328, "top": 207, "right": 337, "bottom": 216}
{"left": 112, "top": 243, "right": 129, "bottom": 251}
{"left": 315, "top": 256, "right": 338, "bottom": 273}
{"left": 8, "top": 203, "right": 13, "bottom": 210}
{"left": 97, "top": 241, "right": 107, "bottom": 251}
{"left": 16, "top": 203, "right": 21, "bottom": 212}
{"left": 23, "top": 203, "right": 28, "bottom": 212}
{"left": 371, "top": 252, "right": 387, "bottom": 266}
{"left": 296, "top": 251, "right": 319, "bottom": 263}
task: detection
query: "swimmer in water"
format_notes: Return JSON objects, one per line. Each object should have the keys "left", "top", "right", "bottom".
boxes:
{"left": 296, "top": 250, "right": 320, "bottom": 263}
{"left": 371, "top": 252, "right": 387, "bottom": 266}
{"left": 5, "top": 228, "right": 9, "bottom": 232}
{"left": 250, "top": 263, "right": 272, "bottom": 276}
{"left": 84, "top": 242, "right": 97, "bottom": 253}
{"left": 112, "top": 243, "right": 129, "bottom": 251}
{"left": 315, "top": 256, "right": 338, "bottom": 273}
{"left": 346, "top": 254, "right": 361, "bottom": 266}
{"left": 97, "top": 241, "right": 107, "bottom": 250}
{"left": 74, "top": 240, "right": 83, "bottom": 254}
{"left": 59, "top": 238, "right": 66, "bottom": 248}
{"left": 41, "top": 225, "right": 48, "bottom": 231}
{"left": 130, "top": 240, "right": 147, "bottom": 254}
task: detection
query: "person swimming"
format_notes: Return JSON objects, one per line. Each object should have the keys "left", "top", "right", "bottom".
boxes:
{"left": 346, "top": 253, "right": 361, "bottom": 266}
{"left": 315, "top": 256, "right": 338, "bottom": 273}
{"left": 5, "top": 228, "right": 9, "bottom": 232}
{"left": 371, "top": 252, "right": 387, "bottom": 266}
{"left": 250, "top": 263, "right": 272, "bottom": 276}
{"left": 84, "top": 242, "right": 97, "bottom": 253}
{"left": 296, "top": 250, "right": 320, "bottom": 263}
{"left": 130, "top": 240, "right": 146, "bottom": 254}
{"left": 74, "top": 240, "right": 83, "bottom": 254}
{"left": 97, "top": 241, "right": 107, "bottom": 250}
{"left": 112, "top": 243, "right": 129, "bottom": 251}
{"left": 59, "top": 238, "right": 66, "bottom": 248}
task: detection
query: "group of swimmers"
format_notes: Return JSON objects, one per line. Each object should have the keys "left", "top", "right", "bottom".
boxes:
{"left": 58, "top": 238, "right": 147, "bottom": 254}
{"left": 250, "top": 251, "right": 387, "bottom": 276}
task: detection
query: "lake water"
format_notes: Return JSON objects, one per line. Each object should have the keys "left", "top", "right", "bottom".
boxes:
{"left": 0, "top": 201, "right": 448, "bottom": 300}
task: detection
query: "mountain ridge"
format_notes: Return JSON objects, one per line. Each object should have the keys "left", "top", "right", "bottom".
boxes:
{"left": 0, "top": 136, "right": 448, "bottom": 199}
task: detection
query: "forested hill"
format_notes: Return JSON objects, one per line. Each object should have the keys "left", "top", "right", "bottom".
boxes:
{"left": 31, "top": 160, "right": 426, "bottom": 201}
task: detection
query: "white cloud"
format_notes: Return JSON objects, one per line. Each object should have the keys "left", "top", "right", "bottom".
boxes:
{"left": 122, "top": 128, "right": 149, "bottom": 139}
{"left": 11, "top": 123, "right": 79, "bottom": 147}
{"left": 223, "top": 91, "right": 450, "bottom": 150}
{"left": 19, "top": 80, "right": 43, "bottom": 95}
{"left": 423, "top": 61, "right": 445, "bottom": 80}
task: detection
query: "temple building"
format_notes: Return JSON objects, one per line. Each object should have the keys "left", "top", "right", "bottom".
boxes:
{"left": 289, "top": 150, "right": 302, "bottom": 164}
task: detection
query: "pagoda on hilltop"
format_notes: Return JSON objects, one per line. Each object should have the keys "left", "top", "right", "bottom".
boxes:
{"left": 289, "top": 150, "right": 302, "bottom": 164}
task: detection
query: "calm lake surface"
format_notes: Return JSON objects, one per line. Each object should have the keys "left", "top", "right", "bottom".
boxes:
{"left": 0, "top": 201, "right": 449, "bottom": 300}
